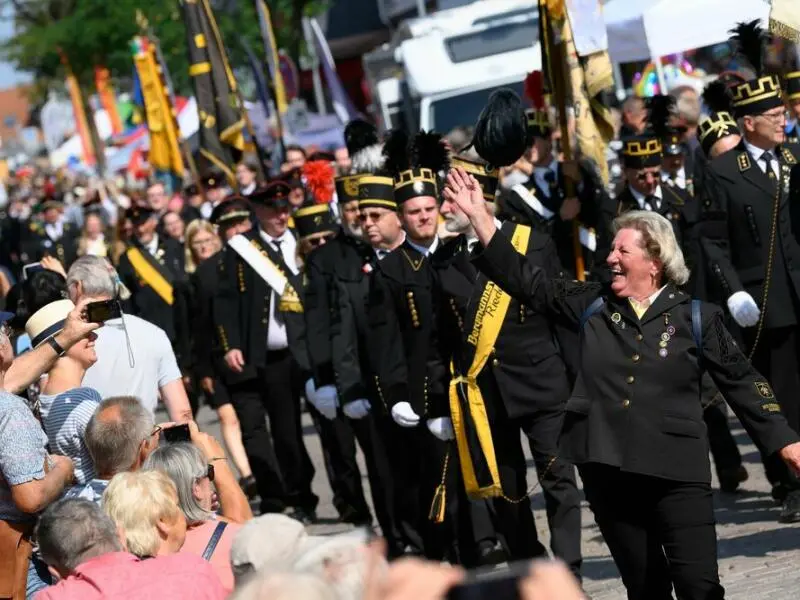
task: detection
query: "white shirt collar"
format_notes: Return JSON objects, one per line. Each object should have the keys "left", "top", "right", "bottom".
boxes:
{"left": 743, "top": 138, "right": 776, "bottom": 162}
{"left": 374, "top": 233, "right": 406, "bottom": 259}
{"left": 142, "top": 234, "right": 159, "bottom": 256}
{"left": 44, "top": 221, "right": 64, "bottom": 240}
{"left": 241, "top": 182, "right": 257, "bottom": 196}
{"left": 628, "top": 185, "right": 662, "bottom": 209}
{"left": 406, "top": 236, "right": 439, "bottom": 257}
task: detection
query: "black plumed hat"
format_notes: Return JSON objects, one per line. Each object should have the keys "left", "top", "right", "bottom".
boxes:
{"left": 469, "top": 89, "right": 529, "bottom": 169}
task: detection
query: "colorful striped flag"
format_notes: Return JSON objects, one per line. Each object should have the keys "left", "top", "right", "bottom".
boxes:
{"left": 309, "top": 18, "right": 359, "bottom": 124}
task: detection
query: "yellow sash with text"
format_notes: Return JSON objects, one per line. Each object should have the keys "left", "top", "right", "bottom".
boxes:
{"left": 449, "top": 224, "right": 531, "bottom": 498}
{"left": 125, "top": 247, "right": 174, "bottom": 305}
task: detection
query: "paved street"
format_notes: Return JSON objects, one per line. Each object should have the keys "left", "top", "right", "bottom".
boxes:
{"left": 194, "top": 405, "right": 800, "bottom": 598}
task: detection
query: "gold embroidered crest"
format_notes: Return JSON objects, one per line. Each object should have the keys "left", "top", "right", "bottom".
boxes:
{"left": 781, "top": 147, "right": 797, "bottom": 165}
{"left": 755, "top": 381, "right": 775, "bottom": 399}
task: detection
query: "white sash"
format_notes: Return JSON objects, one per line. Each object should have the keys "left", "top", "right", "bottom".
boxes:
{"left": 228, "top": 234, "right": 288, "bottom": 295}
{"left": 511, "top": 185, "right": 596, "bottom": 251}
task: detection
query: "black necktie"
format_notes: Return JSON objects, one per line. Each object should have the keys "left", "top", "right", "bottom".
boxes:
{"left": 645, "top": 195, "right": 660, "bottom": 211}
{"left": 762, "top": 151, "right": 776, "bottom": 179}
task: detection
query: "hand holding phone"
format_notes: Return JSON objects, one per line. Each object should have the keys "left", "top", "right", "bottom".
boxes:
{"left": 162, "top": 423, "right": 191, "bottom": 444}
{"left": 85, "top": 299, "right": 122, "bottom": 323}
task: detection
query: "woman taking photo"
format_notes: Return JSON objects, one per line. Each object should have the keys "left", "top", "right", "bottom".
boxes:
{"left": 443, "top": 167, "right": 800, "bottom": 600}
{"left": 184, "top": 217, "right": 256, "bottom": 497}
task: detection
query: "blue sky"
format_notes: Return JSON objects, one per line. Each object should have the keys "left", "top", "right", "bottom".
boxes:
{"left": 0, "top": 10, "right": 32, "bottom": 90}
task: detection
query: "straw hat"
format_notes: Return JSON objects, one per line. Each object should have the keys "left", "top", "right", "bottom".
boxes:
{"left": 25, "top": 299, "right": 74, "bottom": 349}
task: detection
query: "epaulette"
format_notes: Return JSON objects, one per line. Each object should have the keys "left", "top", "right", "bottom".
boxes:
{"left": 780, "top": 146, "right": 797, "bottom": 165}
{"left": 737, "top": 152, "right": 751, "bottom": 172}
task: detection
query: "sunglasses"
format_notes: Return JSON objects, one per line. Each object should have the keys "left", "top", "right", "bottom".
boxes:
{"left": 308, "top": 234, "right": 333, "bottom": 248}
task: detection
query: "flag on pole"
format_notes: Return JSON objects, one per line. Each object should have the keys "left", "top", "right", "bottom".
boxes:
{"left": 132, "top": 36, "right": 185, "bottom": 177}
{"left": 95, "top": 67, "right": 123, "bottom": 136}
{"left": 769, "top": 0, "right": 800, "bottom": 42}
{"left": 254, "top": 0, "right": 288, "bottom": 116}
{"left": 309, "top": 18, "right": 358, "bottom": 124}
{"left": 180, "top": 0, "right": 246, "bottom": 182}
{"left": 60, "top": 51, "right": 96, "bottom": 167}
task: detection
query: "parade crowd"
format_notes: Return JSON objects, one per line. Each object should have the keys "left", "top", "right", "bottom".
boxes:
{"left": 2, "top": 19, "right": 800, "bottom": 600}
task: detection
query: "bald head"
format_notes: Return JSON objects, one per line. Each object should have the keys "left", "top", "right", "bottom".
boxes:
{"left": 85, "top": 397, "right": 154, "bottom": 479}
{"left": 622, "top": 96, "right": 647, "bottom": 134}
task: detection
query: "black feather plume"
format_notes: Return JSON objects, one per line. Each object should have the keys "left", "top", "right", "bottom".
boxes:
{"left": 382, "top": 129, "right": 411, "bottom": 178}
{"left": 646, "top": 95, "right": 675, "bottom": 138}
{"left": 471, "top": 89, "right": 528, "bottom": 168}
{"left": 412, "top": 131, "right": 450, "bottom": 173}
{"left": 344, "top": 119, "right": 379, "bottom": 157}
{"left": 702, "top": 80, "right": 735, "bottom": 114}
{"left": 729, "top": 19, "right": 765, "bottom": 74}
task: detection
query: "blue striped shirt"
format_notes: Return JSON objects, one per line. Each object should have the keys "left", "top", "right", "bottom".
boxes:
{"left": 39, "top": 387, "right": 101, "bottom": 485}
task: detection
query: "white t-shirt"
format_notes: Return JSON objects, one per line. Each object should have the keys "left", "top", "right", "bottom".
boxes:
{"left": 81, "top": 315, "right": 182, "bottom": 415}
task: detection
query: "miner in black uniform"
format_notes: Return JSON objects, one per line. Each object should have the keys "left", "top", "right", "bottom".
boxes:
{"left": 116, "top": 205, "right": 190, "bottom": 362}
{"left": 366, "top": 130, "right": 501, "bottom": 566}
{"left": 302, "top": 121, "right": 405, "bottom": 552}
{"left": 651, "top": 95, "right": 693, "bottom": 195}
{"left": 21, "top": 196, "right": 79, "bottom": 269}
{"left": 786, "top": 70, "right": 800, "bottom": 144}
{"left": 214, "top": 181, "right": 318, "bottom": 521}
{"left": 701, "top": 21, "right": 800, "bottom": 522}
{"left": 505, "top": 99, "right": 606, "bottom": 279}
{"left": 432, "top": 151, "right": 582, "bottom": 572}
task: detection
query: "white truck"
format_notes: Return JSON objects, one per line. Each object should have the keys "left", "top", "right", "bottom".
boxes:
{"left": 363, "top": 0, "right": 541, "bottom": 134}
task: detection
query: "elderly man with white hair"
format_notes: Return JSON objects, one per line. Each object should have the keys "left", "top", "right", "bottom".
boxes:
{"left": 66, "top": 255, "right": 192, "bottom": 422}
{"left": 446, "top": 161, "right": 800, "bottom": 600}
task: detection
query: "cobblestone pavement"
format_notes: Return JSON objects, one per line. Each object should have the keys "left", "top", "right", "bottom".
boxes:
{"left": 196, "top": 407, "right": 800, "bottom": 599}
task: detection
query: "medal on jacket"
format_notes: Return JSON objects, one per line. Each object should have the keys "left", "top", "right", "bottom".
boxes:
{"left": 659, "top": 313, "right": 674, "bottom": 358}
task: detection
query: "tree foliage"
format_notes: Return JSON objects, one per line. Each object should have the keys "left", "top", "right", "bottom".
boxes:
{"left": 0, "top": 0, "right": 328, "bottom": 99}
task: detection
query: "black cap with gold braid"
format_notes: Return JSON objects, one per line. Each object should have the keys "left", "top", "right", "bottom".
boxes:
{"left": 335, "top": 175, "right": 361, "bottom": 205}
{"left": 621, "top": 136, "right": 663, "bottom": 169}
{"left": 383, "top": 130, "right": 449, "bottom": 205}
{"left": 358, "top": 175, "right": 396, "bottom": 211}
{"left": 450, "top": 155, "right": 499, "bottom": 202}
{"left": 728, "top": 21, "right": 784, "bottom": 117}
{"left": 698, "top": 80, "right": 741, "bottom": 155}
{"left": 787, "top": 71, "right": 800, "bottom": 102}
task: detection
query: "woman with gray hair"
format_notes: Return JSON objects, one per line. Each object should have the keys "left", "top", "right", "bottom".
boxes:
{"left": 143, "top": 422, "right": 251, "bottom": 594}
{"left": 444, "top": 167, "right": 800, "bottom": 600}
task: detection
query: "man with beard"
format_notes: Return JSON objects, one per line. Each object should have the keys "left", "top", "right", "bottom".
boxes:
{"left": 303, "top": 119, "right": 406, "bottom": 555}
{"left": 432, "top": 153, "right": 582, "bottom": 575}
{"left": 367, "top": 131, "right": 501, "bottom": 565}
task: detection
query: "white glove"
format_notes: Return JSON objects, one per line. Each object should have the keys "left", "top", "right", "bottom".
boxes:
{"left": 308, "top": 382, "right": 339, "bottom": 420}
{"left": 727, "top": 291, "right": 760, "bottom": 328}
{"left": 427, "top": 417, "right": 455, "bottom": 441}
{"left": 391, "top": 401, "right": 421, "bottom": 428}
{"left": 343, "top": 399, "right": 371, "bottom": 420}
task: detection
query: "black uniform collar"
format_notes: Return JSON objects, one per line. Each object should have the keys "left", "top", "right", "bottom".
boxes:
{"left": 605, "top": 283, "right": 688, "bottom": 326}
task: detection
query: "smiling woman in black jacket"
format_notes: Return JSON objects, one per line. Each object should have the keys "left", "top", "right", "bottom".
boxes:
{"left": 443, "top": 166, "right": 800, "bottom": 600}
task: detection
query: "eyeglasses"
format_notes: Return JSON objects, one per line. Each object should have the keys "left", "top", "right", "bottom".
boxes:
{"left": 150, "top": 425, "right": 163, "bottom": 439}
{"left": 308, "top": 234, "right": 333, "bottom": 248}
{"left": 758, "top": 111, "right": 788, "bottom": 124}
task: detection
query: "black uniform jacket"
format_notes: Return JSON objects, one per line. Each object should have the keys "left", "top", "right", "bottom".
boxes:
{"left": 510, "top": 161, "right": 609, "bottom": 278}
{"left": 303, "top": 229, "right": 377, "bottom": 406}
{"left": 21, "top": 220, "right": 79, "bottom": 268}
{"left": 366, "top": 239, "right": 449, "bottom": 419}
{"left": 117, "top": 236, "right": 189, "bottom": 352}
{"left": 283, "top": 271, "right": 312, "bottom": 381}
{"left": 473, "top": 230, "right": 800, "bottom": 483}
{"left": 189, "top": 253, "right": 225, "bottom": 378}
{"left": 432, "top": 222, "right": 571, "bottom": 420}
{"left": 700, "top": 141, "right": 800, "bottom": 329}
{"left": 213, "top": 228, "right": 294, "bottom": 384}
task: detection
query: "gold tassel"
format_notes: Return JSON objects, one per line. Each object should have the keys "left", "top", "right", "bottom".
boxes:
{"left": 428, "top": 449, "right": 450, "bottom": 523}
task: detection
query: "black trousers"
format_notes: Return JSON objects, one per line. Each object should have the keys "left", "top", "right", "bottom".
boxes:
{"left": 384, "top": 420, "right": 496, "bottom": 564}
{"left": 228, "top": 350, "right": 318, "bottom": 513}
{"left": 488, "top": 396, "right": 581, "bottom": 569}
{"left": 745, "top": 326, "right": 800, "bottom": 491}
{"left": 580, "top": 464, "right": 724, "bottom": 600}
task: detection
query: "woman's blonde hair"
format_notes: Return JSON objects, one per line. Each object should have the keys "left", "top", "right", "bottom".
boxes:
{"left": 102, "top": 470, "right": 183, "bottom": 558}
{"left": 184, "top": 219, "right": 221, "bottom": 274}
{"left": 613, "top": 210, "right": 690, "bottom": 286}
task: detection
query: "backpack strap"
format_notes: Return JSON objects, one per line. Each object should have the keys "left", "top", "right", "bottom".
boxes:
{"left": 579, "top": 296, "right": 606, "bottom": 330}
{"left": 691, "top": 299, "right": 703, "bottom": 368}
{"left": 201, "top": 521, "right": 228, "bottom": 561}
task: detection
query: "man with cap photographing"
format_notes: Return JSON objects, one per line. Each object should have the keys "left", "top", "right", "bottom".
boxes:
{"left": 214, "top": 181, "right": 317, "bottom": 521}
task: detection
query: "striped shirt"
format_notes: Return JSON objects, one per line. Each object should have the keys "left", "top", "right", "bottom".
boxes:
{"left": 39, "top": 387, "right": 101, "bottom": 485}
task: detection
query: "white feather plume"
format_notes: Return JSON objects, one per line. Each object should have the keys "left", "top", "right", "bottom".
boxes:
{"left": 351, "top": 144, "right": 385, "bottom": 174}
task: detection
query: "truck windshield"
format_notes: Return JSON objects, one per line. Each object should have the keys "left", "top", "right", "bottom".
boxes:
{"left": 429, "top": 82, "right": 525, "bottom": 135}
